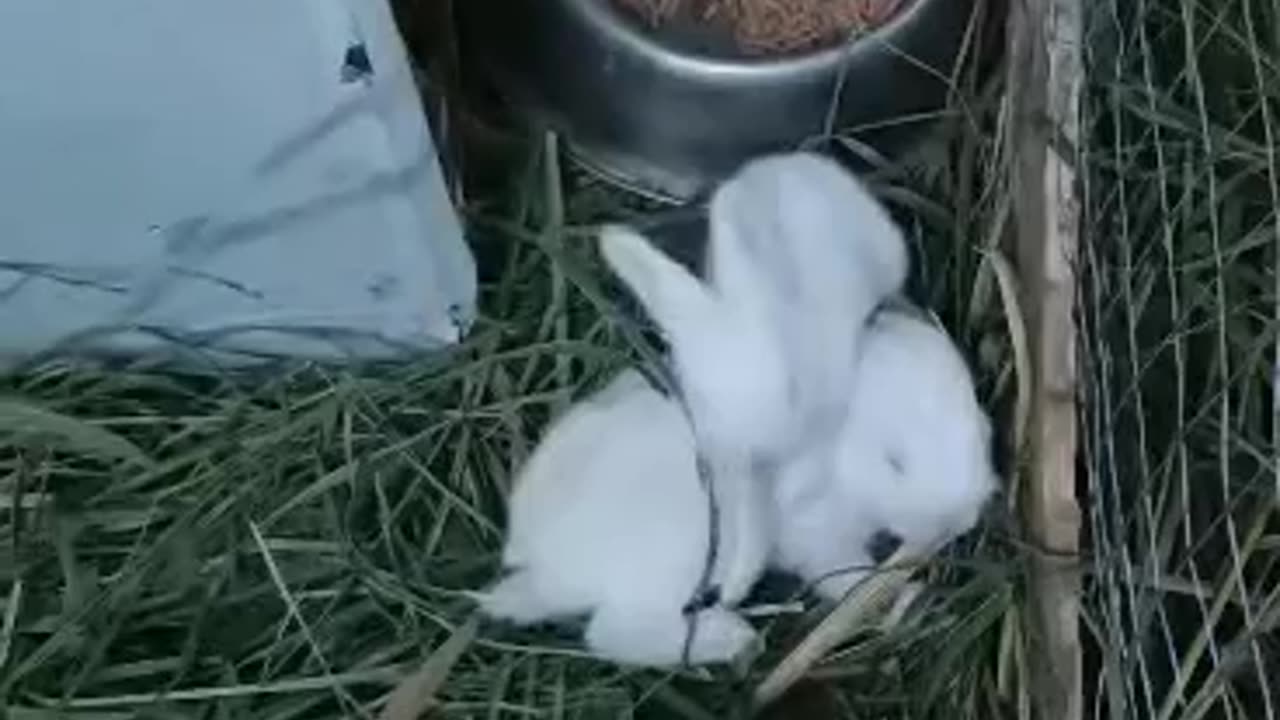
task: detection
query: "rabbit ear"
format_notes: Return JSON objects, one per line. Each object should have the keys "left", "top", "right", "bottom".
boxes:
{"left": 602, "top": 223, "right": 796, "bottom": 463}
{"left": 709, "top": 153, "right": 908, "bottom": 303}
{"left": 599, "top": 224, "right": 721, "bottom": 350}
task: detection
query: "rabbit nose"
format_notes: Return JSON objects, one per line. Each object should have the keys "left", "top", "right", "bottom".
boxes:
{"left": 866, "top": 528, "right": 903, "bottom": 565}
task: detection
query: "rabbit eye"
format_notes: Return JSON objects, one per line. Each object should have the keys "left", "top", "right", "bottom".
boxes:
{"left": 866, "top": 528, "right": 903, "bottom": 565}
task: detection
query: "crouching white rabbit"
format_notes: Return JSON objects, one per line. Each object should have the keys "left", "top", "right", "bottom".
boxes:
{"left": 475, "top": 370, "right": 768, "bottom": 666}
{"left": 771, "top": 302, "right": 998, "bottom": 602}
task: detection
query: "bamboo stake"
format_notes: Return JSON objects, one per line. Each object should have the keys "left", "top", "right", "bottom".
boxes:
{"left": 1006, "top": 0, "right": 1083, "bottom": 717}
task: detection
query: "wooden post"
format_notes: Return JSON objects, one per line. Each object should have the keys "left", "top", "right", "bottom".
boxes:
{"left": 1006, "top": 0, "right": 1083, "bottom": 718}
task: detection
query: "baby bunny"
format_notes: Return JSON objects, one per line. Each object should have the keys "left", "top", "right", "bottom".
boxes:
{"left": 771, "top": 303, "right": 997, "bottom": 602}
{"left": 601, "top": 152, "right": 909, "bottom": 463}
{"left": 599, "top": 152, "right": 909, "bottom": 604}
{"left": 475, "top": 370, "right": 767, "bottom": 667}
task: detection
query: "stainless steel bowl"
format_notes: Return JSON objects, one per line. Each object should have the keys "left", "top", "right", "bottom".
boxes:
{"left": 459, "top": 0, "right": 979, "bottom": 202}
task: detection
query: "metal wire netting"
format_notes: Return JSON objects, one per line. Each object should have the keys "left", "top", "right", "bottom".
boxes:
{"left": 1082, "top": 0, "right": 1280, "bottom": 717}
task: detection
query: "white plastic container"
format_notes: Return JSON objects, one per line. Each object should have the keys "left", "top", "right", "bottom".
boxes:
{"left": 0, "top": 0, "right": 476, "bottom": 368}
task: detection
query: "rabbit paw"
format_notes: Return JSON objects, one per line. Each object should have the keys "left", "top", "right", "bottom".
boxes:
{"left": 584, "top": 603, "right": 757, "bottom": 667}
{"left": 473, "top": 569, "right": 584, "bottom": 625}
{"left": 683, "top": 607, "right": 760, "bottom": 665}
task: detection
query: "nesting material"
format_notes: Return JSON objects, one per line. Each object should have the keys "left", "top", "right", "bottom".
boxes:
{"left": 612, "top": 0, "right": 910, "bottom": 55}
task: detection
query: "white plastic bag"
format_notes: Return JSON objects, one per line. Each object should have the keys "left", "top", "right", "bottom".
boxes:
{"left": 0, "top": 0, "right": 476, "bottom": 368}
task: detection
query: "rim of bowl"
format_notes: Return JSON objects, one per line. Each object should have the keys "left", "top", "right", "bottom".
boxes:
{"left": 567, "top": 0, "right": 932, "bottom": 77}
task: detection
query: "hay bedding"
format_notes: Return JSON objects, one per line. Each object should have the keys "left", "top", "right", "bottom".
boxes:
{"left": 613, "top": 0, "right": 909, "bottom": 55}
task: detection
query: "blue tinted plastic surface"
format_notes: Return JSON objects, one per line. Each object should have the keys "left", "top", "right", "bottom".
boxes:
{"left": 0, "top": 0, "right": 476, "bottom": 369}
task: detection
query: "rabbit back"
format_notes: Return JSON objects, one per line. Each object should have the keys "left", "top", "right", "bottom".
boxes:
{"left": 497, "top": 370, "right": 713, "bottom": 616}
{"left": 482, "top": 370, "right": 768, "bottom": 665}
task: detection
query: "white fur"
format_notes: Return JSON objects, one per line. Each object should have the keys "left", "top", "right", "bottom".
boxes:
{"left": 597, "top": 226, "right": 774, "bottom": 600}
{"left": 598, "top": 153, "right": 910, "bottom": 608}
{"left": 602, "top": 152, "right": 909, "bottom": 461}
{"left": 598, "top": 224, "right": 791, "bottom": 459}
{"left": 771, "top": 305, "right": 998, "bottom": 601}
{"left": 477, "top": 154, "right": 944, "bottom": 665}
{"left": 475, "top": 370, "right": 764, "bottom": 666}
{"left": 707, "top": 153, "right": 910, "bottom": 453}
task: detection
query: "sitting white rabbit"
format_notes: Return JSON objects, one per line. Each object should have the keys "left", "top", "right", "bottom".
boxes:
{"left": 770, "top": 302, "right": 998, "bottom": 602}
{"left": 598, "top": 152, "right": 910, "bottom": 605}
{"left": 475, "top": 369, "right": 767, "bottom": 666}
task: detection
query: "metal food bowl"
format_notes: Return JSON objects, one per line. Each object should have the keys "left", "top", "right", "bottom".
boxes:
{"left": 458, "top": 0, "right": 981, "bottom": 202}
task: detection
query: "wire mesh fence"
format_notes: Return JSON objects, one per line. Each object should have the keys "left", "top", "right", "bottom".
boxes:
{"left": 1082, "top": 0, "right": 1280, "bottom": 717}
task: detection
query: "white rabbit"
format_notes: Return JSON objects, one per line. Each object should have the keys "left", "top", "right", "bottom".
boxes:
{"left": 770, "top": 303, "right": 997, "bottom": 602}
{"left": 475, "top": 369, "right": 768, "bottom": 667}
{"left": 478, "top": 153, "right": 917, "bottom": 665}
{"left": 598, "top": 152, "right": 909, "bottom": 606}
{"left": 600, "top": 152, "right": 909, "bottom": 463}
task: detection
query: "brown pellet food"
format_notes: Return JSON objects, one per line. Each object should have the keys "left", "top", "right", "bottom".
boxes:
{"left": 612, "top": 0, "right": 909, "bottom": 56}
